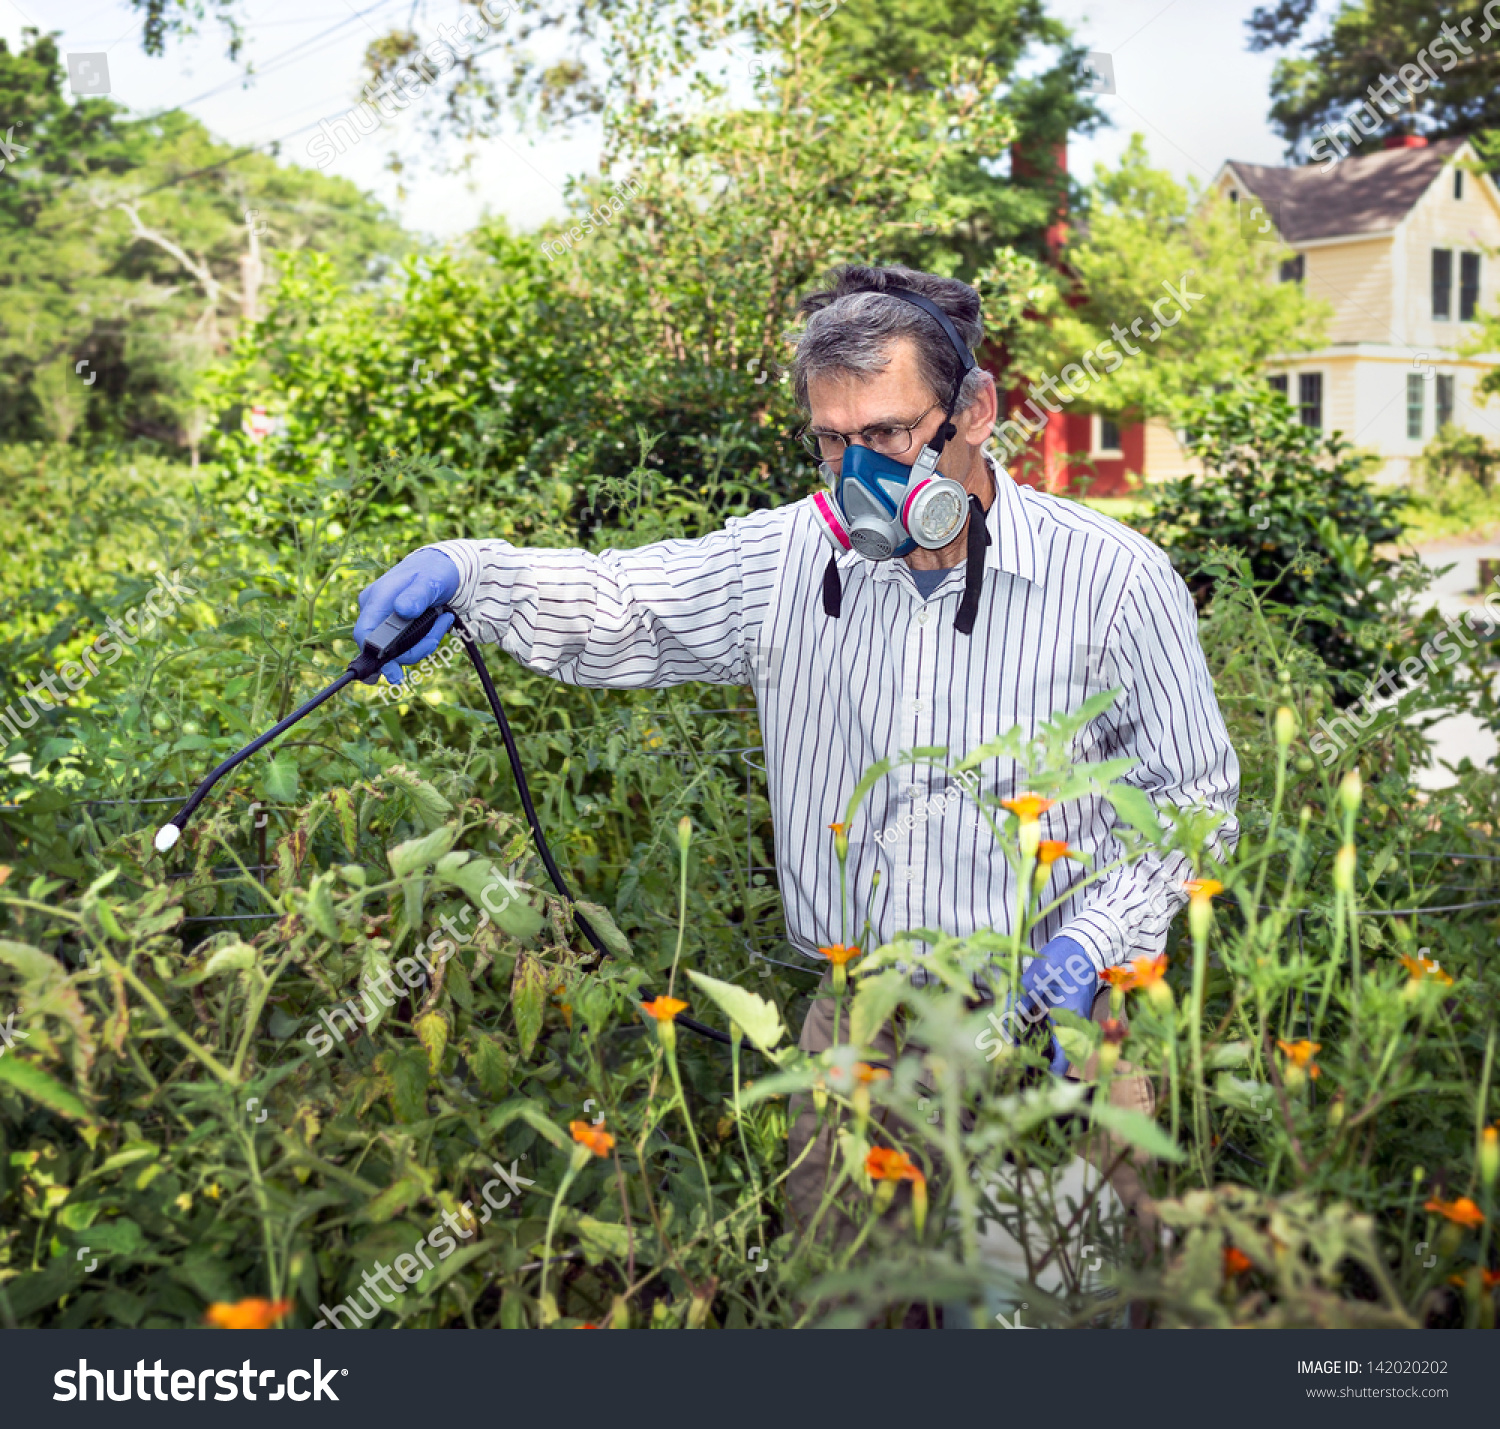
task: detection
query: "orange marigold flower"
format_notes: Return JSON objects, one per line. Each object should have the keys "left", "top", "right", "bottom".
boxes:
{"left": 817, "top": 943, "right": 862, "bottom": 967}
{"left": 828, "top": 821, "right": 850, "bottom": 836}
{"left": 570, "top": 1120, "right": 616, "bottom": 1157}
{"left": 1184, "top": 878, "right": 1224, "bottom": 902}
{"left": 1276, "top": 1038, "right": 1322, "bottom": 1078}
{"left": 204, "top": 1297, "right": 293, "bottom": 1329}
{"left": 1426, "top": 1196, "right": 1485, "bottom": 1230}
{"left": 641, "top": 995, "right": 688, "bottom": 1022}
{"left": 1100, "top": 954, "right": 1168, "bottom": 991}
{"left": 866, "top": 1146, "right": 924, "bottom": 1183}
{"left": 1000, "top": 794, "right": 1055, "bottom": 823}
{"left": 1448, "top": 1268, "right": 1500, "bottom": 1290}
{"left": 1398, "top": 953, "right": 1453, "bottom": 986}
{"left": 1223, "top": 1246, "right": 1253, "bottom": 1278}
{"left": 1036, "top": 839, "right": 1078, "bottom": 868}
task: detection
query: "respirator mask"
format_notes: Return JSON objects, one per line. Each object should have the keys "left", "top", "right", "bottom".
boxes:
{"left": 807, "top": 286, "right": 990, "bottom": 635}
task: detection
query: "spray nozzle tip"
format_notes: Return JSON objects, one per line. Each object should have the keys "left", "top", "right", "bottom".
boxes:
{"left": 154, "top": 823, "right": 181, "bottom": 853}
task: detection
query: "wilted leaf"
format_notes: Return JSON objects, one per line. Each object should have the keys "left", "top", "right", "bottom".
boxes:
{"left": 414, "top": 1009, "right": 449, "bottom": 1074}
{"left": 439, "top": 858, "right": 544, "bottom": 940}
{"left": 329, "top": 786, "right": 359, "bottom": 855}
{"left": 388, "top": 825, "right": 457, "bottom": 878}
{"left": 175, "top": 942, "right": 257, "bottom": 987}
{"left": 384, "top": 765, "right": 452, "bottom": 830}
{"left": 571, "top": 900, "right": 630, "bottom": 957}
{"left": 0, "top": 1056, "right": 95, "bottom": 1125}
{"left": 512, "top": 953, "right": 547, "bottom": 1059}
{"left": 379, "top": 1047, "right": 430, "bottom": 1123}
{"left": 470, "top": 1034, "right": 510, "bottom": 1100}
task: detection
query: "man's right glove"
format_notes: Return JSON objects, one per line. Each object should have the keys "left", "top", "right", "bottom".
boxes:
{"left": 353, "top": 547, "right": 460, "bottom": 685}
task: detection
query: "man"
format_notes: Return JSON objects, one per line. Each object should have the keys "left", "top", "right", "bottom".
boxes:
{"left": 354, "top": 263, "right": 1239, "bottom": 1239}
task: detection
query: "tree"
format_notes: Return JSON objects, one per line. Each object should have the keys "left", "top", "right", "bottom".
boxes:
{"left": 995, "top": 136, "right": 1328, "bottom": 422}
{"left": 0, "top": 31, "right": 407, "bottom": 453}
{"left": 1245, "top": 0, "right": 1500, "bottom": 158}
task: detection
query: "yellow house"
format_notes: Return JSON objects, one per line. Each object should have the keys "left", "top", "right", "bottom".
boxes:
{"left": 1211, "top": 136, "right": 1500, "bottom": 484}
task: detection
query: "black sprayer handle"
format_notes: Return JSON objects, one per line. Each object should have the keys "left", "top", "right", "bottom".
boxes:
{"left": 347, "top": 604, "right": 452, "bottom": 682}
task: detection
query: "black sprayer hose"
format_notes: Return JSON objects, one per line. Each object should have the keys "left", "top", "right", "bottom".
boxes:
{"left": 451, "top": 615, "right": 733, "bottom": 1047}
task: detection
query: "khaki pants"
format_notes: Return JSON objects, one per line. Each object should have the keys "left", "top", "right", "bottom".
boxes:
{"left": 785, "top": 974, "right": 1159, "bottom": 1249}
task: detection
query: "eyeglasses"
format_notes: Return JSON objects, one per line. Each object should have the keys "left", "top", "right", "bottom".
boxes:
{"left": 798, "top": 403, "right": 943, "bottom": 464}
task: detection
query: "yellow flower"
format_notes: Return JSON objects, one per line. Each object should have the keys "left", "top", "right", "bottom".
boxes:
{"left": 828, "top": 821, "right": 850, "bottom": 860}
{"left": 204, "top": 1182, "right": 222, "bottom": 1201}
{"left": 1036, "top": 839, "right": 1078, "bottom": 868}
{"left": 205, "top": 1297, "right": 293, "bottom": 1329}
{"left": 1184, "top": 878, "right": 1224, "bottom": 902}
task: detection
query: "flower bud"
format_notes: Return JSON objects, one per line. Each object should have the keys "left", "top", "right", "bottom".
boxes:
{"left": 1275, "top": 706, "right": 1296, "bottom": 747}
{"left": 1481, "top": 1126, "right": 1499, "bottom": 1190}
{"left": 1018, "top": 820, "right": 1040, "bottom": 861}
{"left": 1333, "top": 843, "right": 1356, "bottom": 894}
{"left": 1147, "top": 979, "right": 1174, "bottom": 1014}
{"left": 1188, "top": 895, "right": 1214, "bottom": 946}
{"left": 677, "top": 816, "right": 692, "bottom": 854}
{"left": 1338, "top": 769, "right": 1362, "bottom": 818}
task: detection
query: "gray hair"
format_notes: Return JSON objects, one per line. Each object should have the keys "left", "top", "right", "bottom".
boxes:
{"left": 789, "top": 264, "right": 988, "bottom": 415}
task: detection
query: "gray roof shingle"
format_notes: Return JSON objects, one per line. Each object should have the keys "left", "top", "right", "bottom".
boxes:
{"left": 1225, "top": 137, "right": 1465, "bottom": 244}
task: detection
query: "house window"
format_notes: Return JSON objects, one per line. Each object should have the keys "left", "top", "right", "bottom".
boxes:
{"left": 1433, "top": 248, "right": 1453, "bottom": 320}
{"left": 1228, "top": 188, "right": 1238, "bottom": 204}
{"left": 1267, "top": 374, "right": 1289, "bottom": 398}
{"left": 1455, "top": 170, "right": 1464, "bottom": 200}
{"left": 1097, "top": 416, "right": 1121, "bottom": 453}
{"left": 1279, "top": 254, "right": 1305, "bottom": 283}
{"left": 1298, "top": 372, "right": 1322, "bottom": 429}
{"left": 1436, "top": 373, "right": 1455, "bottom": 430}
{"left": 1460, "top": 252, "right": 1481, "bottom": 322}
{"left": 1406, "top": 373, "right": 1425, "bottom": 439}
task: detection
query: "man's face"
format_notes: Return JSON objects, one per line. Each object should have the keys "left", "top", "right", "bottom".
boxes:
{"left": 804, "top": 336, "right": 994, "bottom": 491}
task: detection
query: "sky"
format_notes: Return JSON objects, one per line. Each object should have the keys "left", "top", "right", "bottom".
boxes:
{"left": 0, "top": 0, "right": 1301, "bottom": 240}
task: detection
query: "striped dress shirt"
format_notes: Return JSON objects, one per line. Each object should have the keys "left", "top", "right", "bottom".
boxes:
{"left": 431, "top": 454, "right": 1240, "bottom": 978}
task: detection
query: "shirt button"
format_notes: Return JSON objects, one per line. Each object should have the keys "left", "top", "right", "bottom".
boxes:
{"left": 906, "top": 868, "right": 920, "bottom": 882}
{"left": 912, "top": 700, "right": 926, "bottom": 714}
{"left": 917, "top": 609, "right": 930, "bottom": 625}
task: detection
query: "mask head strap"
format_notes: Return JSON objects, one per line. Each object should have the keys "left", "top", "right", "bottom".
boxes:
{"left": 881, "top": 285, "right": 977, "bottom": 454}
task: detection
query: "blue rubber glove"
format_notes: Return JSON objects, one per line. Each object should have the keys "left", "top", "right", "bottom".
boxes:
{"left": 1018, "top": 935, "right": 1099, "bottom": 1075}
{"left": 353, "top": 547, "right": 460, "bottom": 685}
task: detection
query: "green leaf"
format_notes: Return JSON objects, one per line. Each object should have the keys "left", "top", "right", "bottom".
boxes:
{"left": 263, "top": 756, "right": 299, "bottom": 804}
{"left": 685, "top": 969, "right": 784, "bottom": 1051}
{"left": 572, "top": 900, "right": 630, "bottom": 957}
{"left": 174, "top": 941, "right": 257, "bottom": 987}
{"left": 388, "top": 825, "right": 457, "bottom": 878}
{"left": 306, "top": 875, "right": 340, "bottom": 941}
{"left": 1104, "top": 783, "right": 1164, "bottom": 840}
{"left": 849, "top": 972, "right": 906, "bottom": 1049}
{"left": 1089, "top": 1100, "right": 1185, "bottom": 1162}
{"left": 1050, "top": 1008, "right": 1100, "bottom": 1070}
{"left": 0, "top": 1056, "right": 95, "bottom": 1125}
{"left": 438, "top": 858, "right": 544, "bottom": 940}
{"left": 0, "top": 939, "right": 65, "bottom": 993}
{"left": 511, "top": 953, "right": 547, "bottom": 1059}
{"left": 359, "top": 1175, "right": 426, "bottom": 1224}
